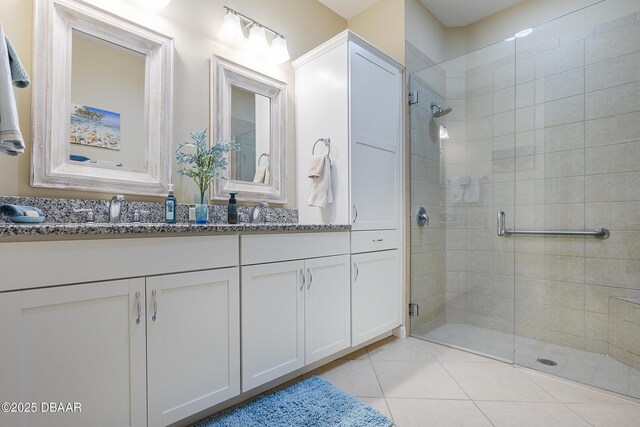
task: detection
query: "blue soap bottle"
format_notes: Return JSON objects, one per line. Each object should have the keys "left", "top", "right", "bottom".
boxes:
{"left": 165, "top": 183, "right": 176, "bottom": 223}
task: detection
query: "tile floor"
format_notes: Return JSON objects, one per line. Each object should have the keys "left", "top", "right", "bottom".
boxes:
{"left": 413, "top": 323, "right": 640, "bottom": 398}
{"left": 302, "top": 336, "right": 640, "bottom": 426}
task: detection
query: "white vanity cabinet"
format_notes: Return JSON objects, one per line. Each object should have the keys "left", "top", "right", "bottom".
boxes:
{"left": 240, "top": 233, "right": 350, "bottom": 392}
{"left": 0, "top": 278, "right": 147, "bottom": 427}
{"left": 293, "top": 30, "right": 403, "bottom": 231}
{"left": 350, "top": 231, "right": 402, "bottom": 346}
{"left": 0, "top": 236, "right": 240, "bottom": 427}
{"left": 146, "top": 268, "right": 240, "bottom": 427}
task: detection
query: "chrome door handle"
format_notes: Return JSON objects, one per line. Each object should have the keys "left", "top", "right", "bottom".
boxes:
{"left": 353, "top": 205, "right": 358, "bottom": 223}
{"left": 353, "top": 262, "right": 359, "bottom": 282}
{"left": 307, "top": 268, "right": 313, "bottom": 289}
{"left": 135, "top": 291, "right": 141, "bottom": 325}
{"left": 151, "top": 289, "right": 158, "bottom": 321}
{"left": 299, "top": 269, "right": 305, "bottom": 291}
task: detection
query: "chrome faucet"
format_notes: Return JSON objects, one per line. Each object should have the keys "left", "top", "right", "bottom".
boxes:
{"left": 250, "top": 202, "right": 269, "bottom": 223}
{"left": 109, "top": 195, "right": 124, "bottom": 223}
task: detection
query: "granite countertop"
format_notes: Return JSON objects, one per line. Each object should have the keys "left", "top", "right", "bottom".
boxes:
{"left": 0, "top": 222, "right": 351, "bottom": 238}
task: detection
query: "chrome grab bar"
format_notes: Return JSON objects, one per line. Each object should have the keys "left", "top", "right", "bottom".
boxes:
{"left": 497, "top": 211, "right": 609, "bottom": 239}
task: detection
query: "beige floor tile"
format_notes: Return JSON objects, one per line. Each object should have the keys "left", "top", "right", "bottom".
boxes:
{"left": 372, "top": 360, "right": 468, "bottom": 399}
{"left": 442, "top": 362, "right": 557, "bottom": 402}
{"left": 419, "top": 341, "right": 500, "bottom": 363}
{"left": 367, "top": 336, "right": 437, "bottom": 362}
{"left": 566, "top": 403, "right": 640, "bottom": 426}
{"left": 387, "top": 398, "right": 493, "bottom": 427}
{"left": 358, "top": 397, "right": 393, "bottom": 421}
{"left": 519, "top": 368, "right": 637, "bottom": 404}
{"left": 305, "top": 359, "right": 383, "bottom": 398}
{"left": 476, "top": 401, "right": 591, "bottom": 426}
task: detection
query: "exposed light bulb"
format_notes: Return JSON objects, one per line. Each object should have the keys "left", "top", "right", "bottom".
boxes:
{"left": 268, "top": 35, "right": 290, "bottom": 64}
{"left": 219, "top": 10, "right": 243, "bottom": 42}
{"left": 247, "top": 25, "right": 270, "bottom": 54}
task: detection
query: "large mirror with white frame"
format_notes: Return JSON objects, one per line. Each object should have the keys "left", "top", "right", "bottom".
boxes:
{"left": 211, "top": 55, "right": 287, "bottom": 203}
{"left": 31, "top": 0, "right": 173, "bottom": 196}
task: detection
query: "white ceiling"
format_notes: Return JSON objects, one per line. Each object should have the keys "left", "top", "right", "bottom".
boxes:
{"left": 318, "top": 0, "right": 526, "bottom": 27}
{"left": 419, "top": 0, "right": 526, "bottom": 27}
{"left": 317, "top": 0, "right": 383, "bottom": 20}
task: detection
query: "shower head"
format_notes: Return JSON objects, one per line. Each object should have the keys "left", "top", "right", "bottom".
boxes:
{"left": 431, "top": 103, "right": 453, "bottom": 118}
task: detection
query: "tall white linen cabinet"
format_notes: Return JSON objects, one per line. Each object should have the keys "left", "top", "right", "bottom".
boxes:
{"left": 293, "top": 30, "right": 405, "bottom": 346}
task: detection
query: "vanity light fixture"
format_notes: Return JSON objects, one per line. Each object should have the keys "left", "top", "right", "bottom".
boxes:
{"left": 219, "top": 6, "right": 291, "bottom": 64}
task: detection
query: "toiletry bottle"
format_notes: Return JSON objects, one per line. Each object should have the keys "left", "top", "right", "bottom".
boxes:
{"left": 228, "top": 192, "right": 238, "bottom": 224}
{"left": 165, "top": 183, "right": 176, "bottom": 223}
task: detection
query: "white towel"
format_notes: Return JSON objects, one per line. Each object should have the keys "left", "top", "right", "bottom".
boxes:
{"left": 448, "top": 176, "right": 464, "bottom": 203}
{"left": 464, "top": 175, "right": 481, "bottom": 203}
{"left": 253, "top": 165, "right": 267, "bottom": 183}
{"left": 308, "top": 155, "right": 333, "bottom": 207}
{"left": 307, "top": 154, "right": 325, "bottom": 178}
{"left": 0, "top": 25, "right": 24, "bottom": 157}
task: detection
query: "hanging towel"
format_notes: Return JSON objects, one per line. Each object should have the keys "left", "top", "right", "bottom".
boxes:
{"left": 307, "top": 154, "right": 325, "bottom": 178}
{"left": 308, "top": 155, "right": 333, "bottom": 207}
{"left": 448, "top": 176, "right": 464, "bottom": 203}
{"left": 464, "top": 175, "right": 481, "bottom": 203}
{"left": 0, "top": 25, "right": 25, "bottom": 156}
{"left": 5, "top": 36, "right": 29, "bottom": 88}
{"left": 253, "top": 165, "right": 267, "bottom": 183}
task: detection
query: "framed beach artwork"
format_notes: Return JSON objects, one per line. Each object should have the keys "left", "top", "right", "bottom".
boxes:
{"left": 70, "top": 104, "right": 121, "bottom": 150}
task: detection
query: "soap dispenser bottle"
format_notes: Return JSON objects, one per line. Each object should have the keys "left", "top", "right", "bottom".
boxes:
{"left": 228, "top": 192, "right": 238, "bottom": 224}
{"left": 165, "top": 183, "right": 176, "bottom": 224}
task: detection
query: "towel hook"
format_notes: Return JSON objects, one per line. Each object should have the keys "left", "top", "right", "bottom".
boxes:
{"left": 258, "top": 153, "right": 270, "bottom": 167}
{"left": 312, "top": 138, "right": 331, "bottom": 157}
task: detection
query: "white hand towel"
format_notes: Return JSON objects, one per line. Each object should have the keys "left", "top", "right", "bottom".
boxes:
{"left": 253, "top": 165, "right": 267, "bottom": 183}
{"left": 0, "top": 25, "right": 24, "bottom": 157}
{"left": 464, "top": 175, "right": 481, "bottom": 203}
{"left": 448, "top": 176, "right": 463, "bottom": 203}
{"left": 307, "top": 154, "right": 325, "bottom": 178}
{"left": 308, "top": 155, "right": 333, "bottom": 207}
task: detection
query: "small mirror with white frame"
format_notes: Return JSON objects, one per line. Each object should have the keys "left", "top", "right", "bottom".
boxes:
{"left": 31, "top": 0, "right": 173, "bottom": 196}
{"left": 211, "top": 55, "right": 287, "bottom": 203}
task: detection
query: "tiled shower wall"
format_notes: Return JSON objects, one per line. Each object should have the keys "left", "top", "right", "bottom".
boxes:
{"left": 437, "top": 11, "right": 640, "bottom": 356}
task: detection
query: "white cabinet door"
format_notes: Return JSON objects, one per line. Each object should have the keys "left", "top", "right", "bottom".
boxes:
{"left": 147, "top": 268, "right": 240, "bottom": 426}
{"left": 304, "top": 255, "right": 351, "bottom": 364}
{"left": 350, "top": 42, "right": 401, "bottom": 230}
{"left": 0, "top": 279, "right": 147, "bottom": 427}
{"left": 352, "top": 250, "right": 401, "bottom": 346}
{"left": 242, "top": 260, "right": 305, "bottom": 391}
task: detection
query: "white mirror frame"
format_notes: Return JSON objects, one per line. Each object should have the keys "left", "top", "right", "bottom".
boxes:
{"left": 31, "top": 0, "right": 173, "bottom": 196}
{"left": 211, "top": 55, "right": 287, "bottom": 204}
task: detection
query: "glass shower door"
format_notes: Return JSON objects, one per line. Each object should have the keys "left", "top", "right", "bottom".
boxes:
{"left": 409, "top": 38, "right": 517, "bottom": 363}
{"left": 511, "top": 0, "right": 640, "bottom": 398}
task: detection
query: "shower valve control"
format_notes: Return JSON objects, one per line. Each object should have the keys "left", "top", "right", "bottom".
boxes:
{"left": 416, "top": 207, "right": 429, "bottom": 226}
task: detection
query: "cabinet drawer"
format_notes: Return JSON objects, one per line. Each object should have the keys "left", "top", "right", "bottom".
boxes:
{"left": 241, "top": 232, "right": 349, "bottom": 265}
{"left": 350, "top": 230, "right": 399, "bottom": 253}
{"left": 1, "top": 236, "right": 239, "bottom": 292}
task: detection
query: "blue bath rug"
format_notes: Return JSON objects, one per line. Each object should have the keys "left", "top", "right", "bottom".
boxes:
{"left": 192, "top": 376, "right": 392, "bottom": 427}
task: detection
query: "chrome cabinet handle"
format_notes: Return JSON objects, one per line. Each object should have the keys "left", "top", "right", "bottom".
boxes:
{"left": 353, "top": 205, "right": 358, "bottom": 223}
{"left": 307, "top": 268, "right": 313, "bottom": 289}
{"left": 354, "top": 262, "right": 359, "bottom": 282}
{"left": 299, "top": 269, "right": 305, "bottom": 291}
{"left": 135, "top": 291, "right": 141, "bottom": 325}
{"left": 152, "top": 289, "right": 158, "bottom": 321}
{"left": 373, "top": 238, "right": 383, "bottom": 242}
